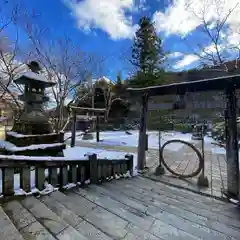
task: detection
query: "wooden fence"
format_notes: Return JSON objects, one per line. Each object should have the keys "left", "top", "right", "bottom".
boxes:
{"left": 0, "top": 154, "right": 134, "bottom": 196}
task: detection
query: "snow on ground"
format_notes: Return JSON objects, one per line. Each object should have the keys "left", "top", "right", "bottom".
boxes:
{"left": 65, "top": 130, "right": 195, "bottom": 151}
{"left": 212, "top": 147, "right": 226, "bottom": 155}
{"left": 64, "top": 146, "right": 135, "bottom": 160}
{"left": 64, "top": 146, "right": 138, "bottom": 175}
{"left": 0, "top": 130, "right": 222, "bottom": 195}
{"left": 6, "top": 131, "right": 58, "bottom": 138}
{"left": 0, "top": 140, "right": 64, "bottom": 152}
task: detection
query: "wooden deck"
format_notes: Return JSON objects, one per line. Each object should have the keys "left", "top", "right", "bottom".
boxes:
{"left": 0, "top": 176, "right": 240, "bottom": 239}
{"left": 73, "top": 139, "right": 227, "bottom": 199}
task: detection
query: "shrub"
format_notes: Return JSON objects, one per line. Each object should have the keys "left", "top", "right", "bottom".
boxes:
{"left": 173, "top": 123, "right": 192, "bottom": 133}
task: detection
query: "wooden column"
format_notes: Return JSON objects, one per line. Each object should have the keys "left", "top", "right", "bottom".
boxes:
{"left": 89, "top": 154, "right": 98, "bottom": 184}
{"left": 137, "top": 93, "right": 149, "bottom": 171}
{"left": 71, "top": 111, "right": 77, "bottom": 147}
{"left": 96, "top": 115, "right": 100, "bottom": 142}
{"left": 225, "top": 85, "right": 239, "bottom": 197}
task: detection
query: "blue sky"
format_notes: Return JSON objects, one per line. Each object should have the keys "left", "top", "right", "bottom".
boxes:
{"left": 2, "top": 0, "right": 240, "bottom": 80}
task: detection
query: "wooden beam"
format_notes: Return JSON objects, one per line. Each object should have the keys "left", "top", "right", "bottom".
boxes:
{"left": 71, "top": 112, "right": 77, "bottom": 147}
{"left": 127, "top": 74, "right": 240, "bottom": 96}
{"left": 137, "top": 93, "right": 149, "bottom": 171}
{"left": 69, "top": 106, "right": 106, "bottom": 114}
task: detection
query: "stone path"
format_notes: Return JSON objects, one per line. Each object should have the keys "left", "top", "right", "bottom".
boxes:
{"left": 146, "top": 141, "right": 227, "bottom": 199}
{"left": 75, "top": 140, "right": 227, "bottom": 199}
{"left": 1, "top": 177, "right": 240, "bottom": 239}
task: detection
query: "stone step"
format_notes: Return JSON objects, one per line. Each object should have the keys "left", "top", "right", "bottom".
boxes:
{"left": 0, "top": 177, "right": 239, "bottom": 240}
{"left": 49, "top": 190, "right": 126, "bottom": 239}
{"left": 71, "top": 186, "right": 155, "bottom": 231}
{"left": 104, "top": 178, "right": 240, "bottom": 239}
{"left": 0, "top": 205, "right": 24, "bottom": 240}
{"left": 20, "top": 196, "right": 88, "bottom": 239}
{"left": 3, "top": 200, "right": 56, "bottom": 240}
{"left": 39, "top": 193, "right": 112, "bottom": 240}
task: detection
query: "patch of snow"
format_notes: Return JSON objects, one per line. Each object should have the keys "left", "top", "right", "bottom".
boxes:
{"left": 0, "top": 116, "right": 7, "bottom": 122}
{"left": 0, "top": 154, "right": 88, "bottom": 161}
{"left": 40, "top": 184, "right": 58, "bottom": 195}
{"left": 16, "top": 71, "right": 54, "bottom": 84}
{"left": 0, "top": 140, "right": 16, "bottom": 149}
{"left": 63, "top": 183, "right": 77, "bottom": 190}
{"left": 211, "top": 147, "right": 226, "bottom": 155}
{"left": 65, "top": 130, "right": 195, "bottom": 152}
{"left": 85, "top": 179, "right": 91, "bottom": 184}
{"left": 64, "top": 147, "right": 137, "bottom": 175}
{"left": 0, "top": 141, "right": 65, "bottom": 152}
{"left": 63, "top": 146, "right": 133, "bottom": 160}
{"left": 6, "top": 131, "right": 58, "bottom": 138}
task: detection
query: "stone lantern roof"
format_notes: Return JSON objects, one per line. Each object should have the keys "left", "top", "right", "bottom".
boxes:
{"left": 14, "top": 72, "right": 56, "bottom": 87}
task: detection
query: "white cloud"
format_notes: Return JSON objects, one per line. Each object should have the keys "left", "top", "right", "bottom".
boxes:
{"left": 136, "top": 0, "right": 148, "bottom": 11}
{"left": 153, "top": 0, "right": 240, "bottom": 37}
{"left": 173, "top": 54, "right": 200, "bottom": 69}
{"left": 168, "top": 51, "right": 184, "bottom": 58}
{"left": 154, "top": 0, "right": 240, "bottom": 68}
{"left": 65, "top": 0, "right": 138, "bottom": 40}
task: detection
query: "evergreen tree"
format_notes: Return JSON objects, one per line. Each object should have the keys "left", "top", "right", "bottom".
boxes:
{"left": 129, "top": 16, "right": 165, "bottom": 87}
{"left": 116, "top": 71, "right": 122, "bottom": 85}
{"left": 112, "top": 71, "right": 126, "bottom": 97}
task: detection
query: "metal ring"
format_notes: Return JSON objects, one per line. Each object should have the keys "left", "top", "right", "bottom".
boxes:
{"left": 160, "top": 139, "right": 204, "bottom": 178}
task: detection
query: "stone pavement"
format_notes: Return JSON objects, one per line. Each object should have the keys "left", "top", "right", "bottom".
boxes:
{"left": 146, "top": 141, "right": 227, "bottom": 199}
{"left": 1, "top": 177, "right": 240, "bottom": 240}
{"left": 75, "top": 139, "right": 227, "bottom": 200}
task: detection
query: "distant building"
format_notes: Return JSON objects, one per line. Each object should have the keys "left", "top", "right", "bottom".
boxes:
{"left": 0, "top": 92, "right": 21, "bottom": 120}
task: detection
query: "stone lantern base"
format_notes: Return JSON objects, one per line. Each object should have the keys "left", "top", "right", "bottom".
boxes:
{"left": 12, "top": 120, "right": 53, "bottom": 135}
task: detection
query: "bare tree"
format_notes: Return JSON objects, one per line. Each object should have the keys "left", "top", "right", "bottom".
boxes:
{"left": 183, "top": 0, "right": 240, "bottom": 71}
{"left": 0, "top": 1, "right": 28, "bottom": 116}
{"left": 24, "top": 21, "right": 104, "bottom": 131}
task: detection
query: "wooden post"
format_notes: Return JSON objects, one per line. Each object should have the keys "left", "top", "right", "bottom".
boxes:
{"left": 96, "top": 115, "right": 100, "bottom": 142}
{"left": 89, "top": 154, "right": 98, "bottom": 184}
{"left": 49, "top": 167, "right": 58, "bottom": 187}
{"left": 59, "top": 166, "right": 68, "bottom": 188}
{"left": 145, "top": 134, "right": 148, "bottom": 150}
{"left": 80, "top": 166, "right": 86, "bottom": 184}
{"left": 20, "top": 167, "right": 31, "bottom": 192}
{"left": 69, "top": 165, "right": 77, "bottom": 183}
{"left": 35, "top": 167, "right": 45, "bottom": 191}
{"left": 155, "top": 129, "right": 165, "bottom": 176}
{"left": 225, "top": 85, "right": 239, "bottom": 198}
{"left": 127, "top": 155, "right": 134, "bottom": 176}
{"left": 137, "top": 93, "right": 148, "bottom": 171}
{"left": 2, "top": 168, "right": 14, "bottom": 196}
{"left": 197, "top": 126, "right": 209, "bottom": 187}
{"left": 71, "top": 111, "right": 77, "bottom": 147}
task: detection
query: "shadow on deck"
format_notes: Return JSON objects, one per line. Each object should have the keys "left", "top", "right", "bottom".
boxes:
{"left": 0, "top": 176, "right": 240, "bottom": 240}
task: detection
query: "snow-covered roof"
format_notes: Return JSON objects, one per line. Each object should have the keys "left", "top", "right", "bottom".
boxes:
{"left": 14, "top": 72, "right": 56, "bottom": 87}
{"left": 97, "top": 76, "right": 111, "bottom": 83}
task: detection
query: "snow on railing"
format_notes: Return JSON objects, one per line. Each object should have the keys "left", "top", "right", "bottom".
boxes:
{"left": 0, "top": 154, "right": 133, "bottom": 197}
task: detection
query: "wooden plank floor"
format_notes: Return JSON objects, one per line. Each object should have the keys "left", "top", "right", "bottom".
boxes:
{"left": 73, "top": 139, "right": 227, "bottom": 199}
{"left": 1, "top": 176, "right": 240, "bottom": 239}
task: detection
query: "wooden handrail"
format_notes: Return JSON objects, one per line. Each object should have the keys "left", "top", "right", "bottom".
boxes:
{"left": 0, "top": 154, "right": 134, "bottom": 197}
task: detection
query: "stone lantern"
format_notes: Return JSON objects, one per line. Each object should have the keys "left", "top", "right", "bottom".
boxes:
{"left": 12, "top": 61, "right": 56, "bottom": 134}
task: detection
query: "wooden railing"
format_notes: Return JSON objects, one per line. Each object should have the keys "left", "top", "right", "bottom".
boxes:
{"left": 0, "top": 154, "right": 133, "bottom": 196}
